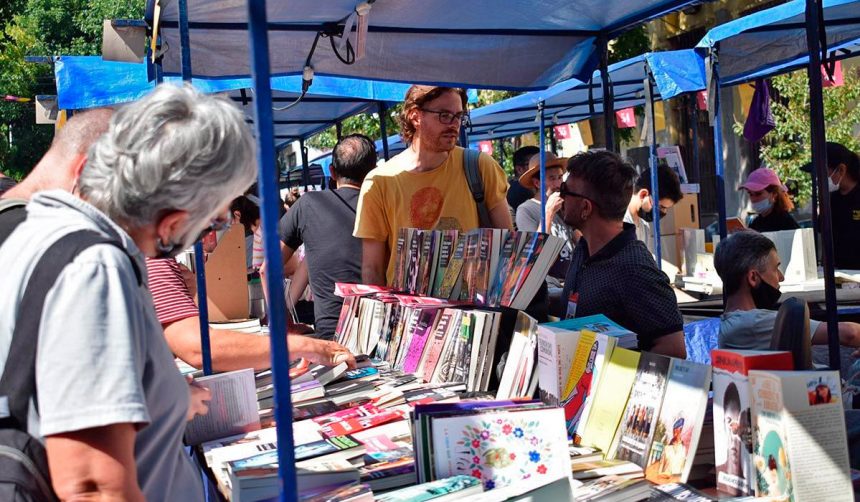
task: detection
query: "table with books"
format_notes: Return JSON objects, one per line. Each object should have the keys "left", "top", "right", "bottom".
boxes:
{"left": 186, "top": 228, "right": 857, "bottom": 501}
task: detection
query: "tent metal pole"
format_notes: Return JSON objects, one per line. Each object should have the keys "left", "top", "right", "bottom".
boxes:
{"left": 805, "top": 0, "right": 840, "bottom": 372}
{"left": 539, "top": 102, "right": 547, "bottom": 234}
{"left": 300, "top": 139, "right": 310, "bottom": 190}
{"left": 598, "top": 36, "right": 615, "bottom": 152}
{"left": 378, "top": 102, "right": 390, "bottom": 161}
{"left": 336, "top": 121, "right": 343, "bottom": 140}
{"left": 247, "top": 0, "right": 299, "bottom": 500}
{"left": 179, "top": 0, "right": 213, "bottom": 376}
{"left": 689, "top": 95, "right": 700, "bottom": 184}
{"left": 709, "top": 47, "right": 728, "bottom": 241}
{"left": 645, "top": 67, "right": 662, "bottom": 266}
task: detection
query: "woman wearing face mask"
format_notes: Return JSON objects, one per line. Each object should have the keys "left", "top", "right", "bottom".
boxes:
{"left": 741, "top": 167, "right": 799, "bottom": 233}
{"left": 0, "top": 84, "right": 257, "bottom": 501}
{"left": 822, "top": 142, "right": 860, "bottom": 270}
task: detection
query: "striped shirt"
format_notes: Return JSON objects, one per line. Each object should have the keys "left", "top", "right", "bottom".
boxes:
{"left": 146, "top": 257, "right": 199, "bottom": 325}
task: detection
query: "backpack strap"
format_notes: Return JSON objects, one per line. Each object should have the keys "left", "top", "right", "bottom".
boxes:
{"left": 463, "top": 149, "right": 491, "bottom": 228}
{"left": 0, "top": 230, "right": 142, "bottom": 431}
{"left": 0, "top": 200, "right": 27, "bottom": 250}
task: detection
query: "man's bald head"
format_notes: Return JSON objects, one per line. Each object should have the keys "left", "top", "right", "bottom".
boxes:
{"left": 51, "top": 108, "right": 113, "bottom": 156}
{"left": 1, "top": 107, "right": 113, "bottom": 200}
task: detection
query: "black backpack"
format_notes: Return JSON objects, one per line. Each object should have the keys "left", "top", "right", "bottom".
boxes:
{"left": 0, "top": 229, "right": 141, "bottom": 501}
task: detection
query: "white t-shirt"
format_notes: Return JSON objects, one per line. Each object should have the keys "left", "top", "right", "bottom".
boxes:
{"left": 0, "top": 190, "right": 202, "bottom": 501}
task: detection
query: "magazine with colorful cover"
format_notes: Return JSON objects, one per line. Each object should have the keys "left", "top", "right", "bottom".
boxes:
{"left": 645, "top": 359, "right": 712, "bottom": 484}
{"left": 749, "top": 370, "right": 852, "bottom": 502}
{"left": 430, "top": 407, "right": 569, "bottom": 492}
{"left": 610, "top": 352, "right": 672, "bottom": 467}
{"left": 711, "top": 349, "right": 793, "bottom": 496}
{"left": 560, "top": 330, "right": 617, "bottom": 441}
{"left": 438, "top": 234, "right": 467, "bottom": 300}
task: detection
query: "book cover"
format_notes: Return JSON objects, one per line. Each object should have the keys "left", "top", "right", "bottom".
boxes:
{"left": 406, "top": 229, "right": 422, "bottom": 293}
{"left": 509, "top": 235, "right": 565, "bottom": 310}
{"left": 186, "top": 368, "right": 260, "bottom": 445}
{"left": 495, "top": 311, "right": 538, "bottom": 400}
{"left": 473, "top": 229, "right": 493, "bottom": 304}
{"left": 645, "top": 359, "right": 712, "bottom": 484}
{"left": 458, "top": 230, "right": 481, "bottom": 303}
{"left": 560, "top": 330, "right": 617, "bottom": 441}
{"left": 430, "top": 407, "right": 569, "bottom": 491}
{"left": 611, "top": 353, "right": 672, "bottom": 467}
{"left": 438, "top": 234, "right": 467, "bottom": 300}
{"left": 487, "top": 232, "right": 517, "bottom": 306}
{"left": 579, "top": 348, "right": 640, "bottom": 452}
{"left": 498, "top": 233, "right": 540, "bottom": 307}
{"left": 543, "top": 314, "right": 637, "bottom": 348}
{"left": 419, "top": 308, "right": 459, "bottom": 383}
{"left": 393, "top": 228, "right": 408, "bottom": 291}
{"left": 432, "top": 230, "right": 459, "bottom": 297}
{"left": 374, "top": 475, "right": 482, "bottom": 502}
{"left": 506, "top": 233, "right": 548, "bottom": 307}
{"left": 403, "top": 308, "right": 442, "bottom": 374}
{"left": 749, "top": 370, "right": 852, "bottom": 501}
{"left": 712, "top": 349, "right": 793, "bottom": 496}
{"left": 416, "top": 230, "right": 434, "bottom": 296}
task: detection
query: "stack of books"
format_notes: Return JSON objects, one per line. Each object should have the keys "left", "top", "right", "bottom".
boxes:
{"left": 392, "top": 228, "right": 565, "bottom": 308}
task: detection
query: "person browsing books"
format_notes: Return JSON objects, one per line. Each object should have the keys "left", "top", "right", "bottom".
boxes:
{"left": 515, "top": 151, "right": 580, "bottom": 283}
{"left": 803, "top": 142, "right": 860, "bottom": 270}
{"left": 0, "top": 85, "right": 257, "bottom": 501}
{"left": 354, "top": 85, "right": 512, "bottom": 286}
{"left": 555, "top": 151, "right": 687, "bottom": 358}
{"left": 715, "top": 229, "right": 860, "bottom": 352}
{"left": 265, "top": 134, "right": 377, "bottom": 340}
{"left": 739, "top": 167, "right": 799, "bottom": 233}
{"left": 507, "top": 145, "right": 540, "bottom": 217}
{"left": 624, "top": 164, "right": 683, "bottom": 252}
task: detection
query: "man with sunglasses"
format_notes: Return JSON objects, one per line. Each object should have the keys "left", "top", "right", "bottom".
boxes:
{"left": 557, "top": 151, "right": 687, "bottom": 359}
{"left": 355, "top": 85, "right": 511, "bottom": 285}
{"left": 624, "top": 164, "right": 683, "bottom": 253}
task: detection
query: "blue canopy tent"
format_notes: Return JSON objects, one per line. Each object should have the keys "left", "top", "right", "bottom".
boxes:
{"left": 145, "top": 0, "right": 714, "bottom": 499}
{"left": 643, "top": 0, "right": 860, "bottom": 372}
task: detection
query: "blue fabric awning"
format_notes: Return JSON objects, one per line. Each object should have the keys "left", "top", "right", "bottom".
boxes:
{"left": 151, "top": 0, "right": 702, "bottom": 90}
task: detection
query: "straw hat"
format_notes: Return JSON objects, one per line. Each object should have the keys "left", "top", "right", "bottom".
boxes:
{"left": 518, "top": 151, "right": 568, "bottom": 189}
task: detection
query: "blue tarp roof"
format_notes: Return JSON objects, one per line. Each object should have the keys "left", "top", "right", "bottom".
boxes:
{"left": 151, "top": 0, "right": 703, "bottom": 90}
{"left": 459, "top": 52, "right": 706, "bottom": 143}
{"left": 54, "top": 56, "right": 415, "bottom": 110}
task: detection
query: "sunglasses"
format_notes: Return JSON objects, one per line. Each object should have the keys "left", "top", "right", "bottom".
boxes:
{"left": 559, "top": 183, "right": 600, "bottom": 208}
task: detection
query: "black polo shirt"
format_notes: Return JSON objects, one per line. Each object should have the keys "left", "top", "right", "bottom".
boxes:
{"left": 558, "top": 223, "right": 684, "bottom": 351}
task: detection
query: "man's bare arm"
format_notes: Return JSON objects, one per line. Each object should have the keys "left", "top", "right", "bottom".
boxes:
{"left": 362, "top": 239, "right": 389, "bottom": 286}
{"left": 489, "top": 202, "right": 513, "bottom": 230}
{"left": 650, "top": 331, "right": 687, "bottom": 359}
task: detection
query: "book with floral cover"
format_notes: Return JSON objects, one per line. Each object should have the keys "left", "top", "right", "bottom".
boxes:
{"left": 429, "top": 407, "right": 569, "bottom": 492}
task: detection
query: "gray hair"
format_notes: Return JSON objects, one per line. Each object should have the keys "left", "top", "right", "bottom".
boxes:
{"left": 79, "top": 84, "right": 257, "bottom": 230}
{"left": 714, "top": 230, "right": 776, "bottom": 296}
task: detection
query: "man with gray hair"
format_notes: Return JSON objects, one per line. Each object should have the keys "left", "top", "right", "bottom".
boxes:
{"left": 715, "top": 229, "right": 860, "bottom": 350}
{"left": 0, "top": 84, "right": 257, "bottom": 500}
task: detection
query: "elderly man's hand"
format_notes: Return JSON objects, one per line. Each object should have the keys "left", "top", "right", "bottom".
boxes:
{"left": 186, "top": 376, "right": 211, "bottom": 421}
{"left": 290, "top": 335, "right": 356, "bottom": 369}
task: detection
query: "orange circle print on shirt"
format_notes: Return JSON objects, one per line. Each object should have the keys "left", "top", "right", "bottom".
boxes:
{"left": 410, "top": 186, "right": 445, "bottom": 228}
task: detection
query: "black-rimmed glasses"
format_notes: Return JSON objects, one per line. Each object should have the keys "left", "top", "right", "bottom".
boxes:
{"left": 419, "top": 108, "right": 471, "bottom": 127}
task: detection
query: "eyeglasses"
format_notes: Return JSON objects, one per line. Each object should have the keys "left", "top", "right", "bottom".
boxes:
{"left": 559, "top": 183, "right": 600, "bottom": 208}
{"left": 419, "top": 108, "right": 471, "bottom": 127}
{"left": 196, "top": 212, "right": 232, "bottom": 242}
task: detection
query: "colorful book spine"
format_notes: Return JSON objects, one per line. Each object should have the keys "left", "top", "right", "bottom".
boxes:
{"left": 402, "top": 309, "right": 440, "bottom": 374}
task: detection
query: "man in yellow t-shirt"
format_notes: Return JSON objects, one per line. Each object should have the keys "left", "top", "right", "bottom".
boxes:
{"left": 354, "top": 85, "right": 512, "bottom": 285}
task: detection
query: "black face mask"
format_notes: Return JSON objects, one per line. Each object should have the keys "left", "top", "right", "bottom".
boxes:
{"left": 751, "top": 278, "right": 782, "bottom": 310}
{"left": 638, "top": 206, "right": 655, "bottom": 223}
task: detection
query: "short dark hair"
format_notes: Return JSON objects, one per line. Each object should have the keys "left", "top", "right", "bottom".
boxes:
{"left": 826, "top": 141, "right": 860, "bottom": 181}
{"left": 636, "top": 164, "right": 683, "bottom": 204}
{"left": 513, "top": 146, "right": 540, "bottom": 168}
{"left": 398, "top": 86, "right": 468, "bottom": 144}
{"left": 566, "top": 150, "right": 636, "bottom": 220}
{"left": 230, "top": 195, "right": 260, "bottom": 229}
{"left": 331, "top": 134, "right": 377, "bottom": 185}
{"left": 714, "top": 230, "right": 775, "bottom": 296}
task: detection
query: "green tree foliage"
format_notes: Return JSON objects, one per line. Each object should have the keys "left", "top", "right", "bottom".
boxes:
{"left": 0, "top": 0, "right": 142, "bottom": 178}
{"left": 732, "top": 68, "right": 860, "bottom": 206}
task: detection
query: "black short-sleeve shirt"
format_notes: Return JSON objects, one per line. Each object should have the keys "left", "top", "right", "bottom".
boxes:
{"left": 830, "top": 184, "right": 860, "bottom": 269}
{"left": 278, "top": 188, "right": 363, "bottom": 338}
{"left": 749, "top": 210, "right": 799, "bottom": 233}
{"left": 558, "top": 224, "right": 684, "bottom": 350}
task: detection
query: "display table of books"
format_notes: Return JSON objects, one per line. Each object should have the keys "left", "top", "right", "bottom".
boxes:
{"left": 189, "top": 229, "right": 855, "bottom": 500}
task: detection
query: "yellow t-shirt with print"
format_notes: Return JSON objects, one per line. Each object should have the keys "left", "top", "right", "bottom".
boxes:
{"left": 354, "top": 146, "right": 509, "bottom": 284}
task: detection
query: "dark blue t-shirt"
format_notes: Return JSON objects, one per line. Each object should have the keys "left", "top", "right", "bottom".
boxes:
{"left": 278, "top": 188, "right": 362, "bottom": 338}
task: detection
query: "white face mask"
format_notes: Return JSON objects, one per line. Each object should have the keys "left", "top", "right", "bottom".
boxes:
{"left": 828, "top": 172, "right": 843, "bottom": 193}
{"left": 751, "top": 198, "right": 773, "bottom": 214}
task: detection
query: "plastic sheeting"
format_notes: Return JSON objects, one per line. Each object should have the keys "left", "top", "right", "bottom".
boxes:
{"left": 151, "top": 0, "right": 700, "bottom": 89}
{"left": 644, "top": 50, "right": 707, "bottom": 100}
